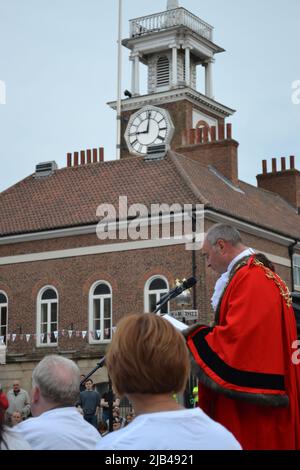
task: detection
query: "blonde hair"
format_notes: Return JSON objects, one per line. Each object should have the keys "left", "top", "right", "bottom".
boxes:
{"left": 106, "top": 314, "right": 190, "bottom": 396}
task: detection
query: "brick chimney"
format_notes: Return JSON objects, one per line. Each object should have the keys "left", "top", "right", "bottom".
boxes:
{"left": 67, "top": 147, "right": 104, "bottom": 167}
{"left": 176, "top": 123, "right": 239, "bottom": 184}
{"left": 257, "top": 156, "right": 300, "bottom": 210}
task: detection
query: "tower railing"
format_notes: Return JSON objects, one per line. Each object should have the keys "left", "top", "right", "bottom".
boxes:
{"left": 130, "top": 8, "right": 213, "bottom": 41}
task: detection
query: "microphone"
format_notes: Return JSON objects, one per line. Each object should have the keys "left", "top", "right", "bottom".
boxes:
{"left": 170, "top": 277, "right": 197, "bottom": 298}
{"left": 155, "top": 277, "right": 197, "bottom": 311}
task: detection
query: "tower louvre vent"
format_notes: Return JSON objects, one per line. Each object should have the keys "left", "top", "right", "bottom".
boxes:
{"left": 145, "top": 144, "right": 167, "bottom": 161}
{"left": 34, "top": 161, "right": 58, "bottom": 178}
{"left": 157, "top": 56, "right": 170, "bottom": 87}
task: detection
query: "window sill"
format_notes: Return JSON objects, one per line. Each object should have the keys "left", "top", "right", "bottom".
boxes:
{"left": 88, "top": 340, "right": 111, "bottom": 345}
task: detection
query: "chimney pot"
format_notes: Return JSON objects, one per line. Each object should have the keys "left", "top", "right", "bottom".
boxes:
{"left": 74, "top": 152, "right": 79, "bottom": 167}
{"left": 93, "top": 148, "right": 98, "bottom": 163}
{"left": 67, "top": 153, "right": 72, "bottom": 167}
{"left": 211, "top": 126, "right": 216, "bottom": 142}
{"left": 218, "top": 123, "right": 225, "bottom": 141}
{"left": 87, "top": 149, "right": 92, "bottom": 164}
{"left": 290, "top": 155, "right": 295, "bottom": 170}
{"left": 203, "top": 126, "right": 209, "bottom": 143}
{"left": 226, "top": 123, "right": 232, "bottom": 140}
{"left": 272, "top": 158, "right": 277, "bottom": 173}
{"left": 281, "top": 157, "right": 286, "bottom": 171}
{"left": 195, "top": 128, "right": 202, "bottom": 144}
{"left": 99, "top": 147, "right": 104, "bottom": 162}
{"left": 262, "top": 160, "right": 267, "bottom": 174}
{"left": 80, "top": 150, "right": 85, "bottom": 166}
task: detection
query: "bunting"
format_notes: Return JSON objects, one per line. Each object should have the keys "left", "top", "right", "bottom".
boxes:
{"left": 1, "top": 328, "right": 114, "bottom": 343}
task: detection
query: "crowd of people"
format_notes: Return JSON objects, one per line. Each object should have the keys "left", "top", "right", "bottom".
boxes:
{"left": 0, "top": 362, "right": 135, "bottom": 449}
{"left": 0, "top": 224, "right": 299, "bottom": 450}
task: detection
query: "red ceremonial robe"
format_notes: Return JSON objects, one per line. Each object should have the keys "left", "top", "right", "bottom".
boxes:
{"left": 187, "top": 256, "right": 300, "bottom": 450}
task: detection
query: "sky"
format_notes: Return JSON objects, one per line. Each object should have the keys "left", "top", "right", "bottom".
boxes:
{"left": 0, "top": 0, "right": 299, "bottom": 193}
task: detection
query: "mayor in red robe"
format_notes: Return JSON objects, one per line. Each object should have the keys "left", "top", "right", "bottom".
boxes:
{"left": 187, "top": 236, "right": 300, "bottom": 450}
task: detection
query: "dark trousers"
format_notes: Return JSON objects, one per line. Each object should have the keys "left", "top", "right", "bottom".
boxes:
{"left": 84, "top": 414, "right": 97, "bottom": 428}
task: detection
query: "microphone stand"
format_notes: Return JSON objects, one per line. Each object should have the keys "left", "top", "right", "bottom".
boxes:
{"left": 154, "top": 278, "right": 197, "bottom": 314}
{"left": 154, "top": 285, "right": 185, "bottom": 314}
{"left": 80, "top": 356, "right": 105, "bottom": 386}
{"left": 154, "top": 292, "right": 173, "bottom": 314}
{"left": 80, "top": 356, "right": 114, "bottom": 432}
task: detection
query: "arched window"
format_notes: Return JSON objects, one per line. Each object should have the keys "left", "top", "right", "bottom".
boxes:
{"left": 144, "top": 276, "right": 169, "bottom": 314}
{"left": 37, "top": 287, "right": 58, "bottom": 346}
{"left": 156, "top": 56, "right": 170, "bottom": 88}
{"left": 0, "top": 292, "right": 8, "bottom": 345}
{"left": 89, "top": 282, "right": 112, "bottom": 343}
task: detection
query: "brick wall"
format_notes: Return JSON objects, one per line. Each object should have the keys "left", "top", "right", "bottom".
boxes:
{"left": 176, "top": 139, "right": 239, "bottom": 184}
{"left": 0, "top": 217, "right": 294, "bottom": 382}
{"left": 0, "top": 242, "right": 202, "bottom": 356}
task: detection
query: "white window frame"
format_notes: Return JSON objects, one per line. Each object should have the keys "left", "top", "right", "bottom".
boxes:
{"left": 294, "top": 254, "right": 300, "bottom": 290}
{"left": 36, "top": 286, "right": 58, "bottom": 348}
{"left": 88, "top": 281, "right": 112, "bottom": 345}
{"left": 0, "top": 291, "right": 8, "bottom": 345}
{"left": 144, "top": 275, "right": 169, "bottom": 314}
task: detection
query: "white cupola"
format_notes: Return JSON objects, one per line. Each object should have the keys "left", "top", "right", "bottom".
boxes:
{"left": 122, "top": 0, "right": 224, "bottom": 98}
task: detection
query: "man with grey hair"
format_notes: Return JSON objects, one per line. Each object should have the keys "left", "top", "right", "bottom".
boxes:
{"left": 202, "top": 224, "right": 254, "bottom": 311}
{"left": 15, "top": 355, "right": 101, "bottom": 450}
{"left": 6, "top": 380, "right": 31, "bottom": 422}
{"left": 186, "top": 223, "right": 300, "bottom": 450}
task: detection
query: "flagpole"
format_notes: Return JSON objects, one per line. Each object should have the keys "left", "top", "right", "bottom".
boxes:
{"left": 116, "top": 0, "right": 122, "bottom": 160}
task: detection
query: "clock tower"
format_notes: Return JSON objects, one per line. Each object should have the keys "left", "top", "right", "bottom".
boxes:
{"left": 108, "top": 0, "right": 235, "bottom": 158}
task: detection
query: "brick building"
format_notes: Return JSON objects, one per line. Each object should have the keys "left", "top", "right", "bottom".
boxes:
{"left": 0, "top": 1, "right": 300, "bottom": 391}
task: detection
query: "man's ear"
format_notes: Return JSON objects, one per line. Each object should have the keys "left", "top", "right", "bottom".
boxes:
{"left": 31, "top": 385, "right": 40, "bottom": 404}
{"left": 217, "top": 239, "right": 226, "bottom": 252}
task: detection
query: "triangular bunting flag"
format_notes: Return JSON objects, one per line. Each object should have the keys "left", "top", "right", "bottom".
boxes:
{"left": 26, "top": 334, "right": 31, "bottom": 342}
{"left": 12, "top": 334, "right": 17, "bottom": 342}
{"left": 53, "top": 331, "right": 58, "bottom": 340}
{"left": 0, "top": 336, "right": 4, "bottom": 344}
{"left": 6, "top": 333, "right": 10, "bottom": 341}
{"left": 68, "top": 330, "right": 73, "bottom": 338}
{"left": 82, "top": 331, "right": 87, "bottom": 339}
{"left": 19, "top": 334, "right": 24, "bottom": 341}
{"left": 96, "top": 330, "right": 101, "bottom": 339}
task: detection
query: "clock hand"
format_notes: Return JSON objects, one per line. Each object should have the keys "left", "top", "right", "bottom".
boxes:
{"left": 136, "top": 113, "right": 151, "bottom": 135}
{"left": 146, "top": 111, "right": 151, "bottom": 133}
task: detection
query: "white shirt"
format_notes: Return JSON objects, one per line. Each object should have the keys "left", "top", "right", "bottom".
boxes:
{"left": 211, "top": 248, "right": 255, "bottom": 311}
{"left": 0, "top": 427, "right": 31, "bottom": 450}
{"left": 15, "top": 406, "right": 101, "bottom": 450}
{"left": 95, "top": 408, "right": 242, "bottom": 450}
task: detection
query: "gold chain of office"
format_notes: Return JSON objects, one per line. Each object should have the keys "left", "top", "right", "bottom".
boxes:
{"left": 252, "top": 258, "right": 293, "bottom": 308}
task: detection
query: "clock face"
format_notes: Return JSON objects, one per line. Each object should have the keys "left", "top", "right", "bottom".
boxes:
{"left": 125, "top": 106, "right": 174, "bottom": 155}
